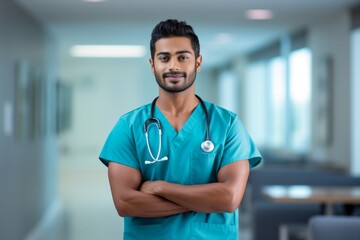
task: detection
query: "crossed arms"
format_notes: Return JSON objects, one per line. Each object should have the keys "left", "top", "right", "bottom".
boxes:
{"left": 108, "top": 160, "right": 250, "bottom": 218}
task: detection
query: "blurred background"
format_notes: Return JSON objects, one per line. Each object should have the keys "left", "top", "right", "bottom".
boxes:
{"left": 1, "top": 0, "right": 360, "bottom": 239}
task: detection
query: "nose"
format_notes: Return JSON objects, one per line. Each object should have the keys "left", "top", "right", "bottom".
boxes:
{"left": 168, "top": 58, "right": 180, "bottom": 71}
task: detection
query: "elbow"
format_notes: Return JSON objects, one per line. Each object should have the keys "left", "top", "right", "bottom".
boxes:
{"left": 115, "top": 206, "right": 128, "bottom": 217}
{"left": 222, "top": 189, "right": 241, "bottom": 213}
{"left": 223, "top": 198, "right": 239, "bottom": 213}
{"left": 115, "top": 200, "right": 132, "bottom": 217}
{"left": 116, "top": 208, "right": 128, "bottom": 218}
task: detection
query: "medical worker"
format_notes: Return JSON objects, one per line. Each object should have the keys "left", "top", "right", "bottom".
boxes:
{"left": 99, "top": 19, "right": 262, "bottom": 240}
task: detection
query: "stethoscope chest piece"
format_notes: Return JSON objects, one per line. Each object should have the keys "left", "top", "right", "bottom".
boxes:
{"left": 201, "top": 140, "right": 214, "bottom": 153}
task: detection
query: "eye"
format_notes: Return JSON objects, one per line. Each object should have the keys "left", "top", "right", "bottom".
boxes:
{"left": 158, "top": 56, "right": 169, "bottom": 62}
{"left": 179, "top": 55, "right": 189, "bottom": 61}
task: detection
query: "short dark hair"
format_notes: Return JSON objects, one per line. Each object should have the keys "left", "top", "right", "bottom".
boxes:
{"left": 150, "top": 19, "right": 200, "bottom": 59}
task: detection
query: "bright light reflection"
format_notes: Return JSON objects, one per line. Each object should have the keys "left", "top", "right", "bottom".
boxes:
{"left": 269, "top": 57, "right": 286, "bottom": 147}
{"left": 270, "top": 57, "right": 286, "bottom": 106}
{"left": 288, "top": 186, "right": 312, "bottom": 198}
{"left": 267, "top": 186, "right": 287, "bottom": 197}
{"left": 289, "top": 48, "right": 312, "bottom": 104}
{"left": 266, "top": 185, "right": 312, "bottom": 198}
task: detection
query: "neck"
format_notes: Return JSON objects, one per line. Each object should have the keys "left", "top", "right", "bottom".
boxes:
{"left": 156, "top": 90, "right": 198, "bottom": 116}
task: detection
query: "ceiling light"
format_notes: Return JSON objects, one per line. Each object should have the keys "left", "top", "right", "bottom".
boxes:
{"left": 70, "top": 45, "right": 146, "bottom": 58}
{"left": 245, "top": 9, "right": 273, "bottom": 20}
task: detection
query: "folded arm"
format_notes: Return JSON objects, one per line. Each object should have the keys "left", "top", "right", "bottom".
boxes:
{"left": 140, "top": 160, "right": 250, "bottom": 213}
{"left": 108, "top": 162, "right": 190, "bottom": 218}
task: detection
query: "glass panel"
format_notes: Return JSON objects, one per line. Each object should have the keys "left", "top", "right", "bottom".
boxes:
{"left": 351, "top": 28, "right": 360, "bottom": 176}
{"left": 244, "top": 61, "right": 267, "bottom": 146}
{"left": 219, "top": 71, "right": 238, "bottom": 113}
{"left": 244, "top": 47, "right": 312, "bottom": 154}
{"left": 289, "top": 48, "right": 312, "bottom": 152}
{"left": 268, "top": 57, "right": 286, "bottom": 148}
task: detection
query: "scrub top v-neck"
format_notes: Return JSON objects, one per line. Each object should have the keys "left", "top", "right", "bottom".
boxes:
{"left": 153, "top": 103, "right": 202, "bottom": 150}
{"left": 99, "top": 100, "right": 262, "bottom": 240}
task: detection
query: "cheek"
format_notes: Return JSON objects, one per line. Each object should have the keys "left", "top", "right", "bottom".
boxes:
{"left": 154, "top": 67, "right": 163, "bottom": 76}
{"left": 154, "top": 62, "right": 167, "bottom": 72}
{"left": 188, "top": 64, "right": 197, "bottom": 73}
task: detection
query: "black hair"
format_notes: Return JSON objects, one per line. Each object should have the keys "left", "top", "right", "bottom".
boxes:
{"left": 150, "top": 19, "right": 200, "bottom": 59}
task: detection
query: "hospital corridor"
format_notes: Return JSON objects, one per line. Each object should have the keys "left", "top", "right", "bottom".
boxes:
{"left": 2, "top": 0, "right": 360, "bottom": 240}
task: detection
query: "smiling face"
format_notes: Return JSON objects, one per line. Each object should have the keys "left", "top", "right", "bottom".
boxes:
{"left": 150, "top": 37, "right": 202, "bottom": 93}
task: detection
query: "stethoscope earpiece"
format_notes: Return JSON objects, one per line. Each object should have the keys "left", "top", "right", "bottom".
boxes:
{"left": 144, "top": 156, "right": 168, "bottom": 165}
{"left": 144, "top": 95, "right": 214, "bottom": 165}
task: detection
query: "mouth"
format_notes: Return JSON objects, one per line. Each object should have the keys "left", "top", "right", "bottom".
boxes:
{"left": 163, "top": 72, "right": 186, "bottom": 82}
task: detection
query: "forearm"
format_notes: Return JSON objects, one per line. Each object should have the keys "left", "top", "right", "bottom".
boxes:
{"left": 115, "top": 189, "right": 190, "bottom": 218}
{"left": 147, "top": 181, "right": 245, "bottom": 213}
{"left": 141, "top": 160, "right": 250, "bottom": 213}
{"left": 108, "top": 162, "right": 190, "bottom": 218}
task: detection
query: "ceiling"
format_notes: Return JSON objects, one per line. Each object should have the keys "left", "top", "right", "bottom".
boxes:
{"left": 15, "top": 0, "right": 360, "bottom": 68}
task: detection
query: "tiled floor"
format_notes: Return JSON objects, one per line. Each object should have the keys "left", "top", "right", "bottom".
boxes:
{"left": 58, "top": 152, "right": 252, "bottom": 240}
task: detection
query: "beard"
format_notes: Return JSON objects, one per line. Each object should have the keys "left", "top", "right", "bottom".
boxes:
{"left": 154, "top": 66, "right": 197, "bottom": 93}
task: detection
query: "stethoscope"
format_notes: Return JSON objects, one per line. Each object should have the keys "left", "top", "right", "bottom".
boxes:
{"left": 143, "top": 95, "right": 214, "bottom": 165}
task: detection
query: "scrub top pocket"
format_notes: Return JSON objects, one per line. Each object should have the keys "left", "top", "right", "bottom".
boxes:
{"left": 190, "top": 151, "right": 217, "bottom": 184}
{"left": 124, "top": 224, "right": 162, "bottom": 240}
{"left": 191, "top": 222, "right": 237, "bottom": 240}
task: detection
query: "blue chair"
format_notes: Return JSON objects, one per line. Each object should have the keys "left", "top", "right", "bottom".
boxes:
{"left": 308, "top": 216, "right": 360, "bottom": 240}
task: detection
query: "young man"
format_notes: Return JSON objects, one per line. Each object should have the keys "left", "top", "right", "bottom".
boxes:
{"left": 99, "top": 19, "right": 261, "bottom": 240}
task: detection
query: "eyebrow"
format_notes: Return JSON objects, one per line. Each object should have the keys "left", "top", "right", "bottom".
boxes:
{"left": 156, "top": 50, "right": 192, "bottom": 56}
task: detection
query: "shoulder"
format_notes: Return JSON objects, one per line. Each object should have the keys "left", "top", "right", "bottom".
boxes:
{"left": 117, "top": 104, "right": 151, "bottom": 125}
{"left": 110, "top": 104, "right": 151, "bottom": 135}
{"left": 203, "top": 101, "right": 238, "bottom": 124}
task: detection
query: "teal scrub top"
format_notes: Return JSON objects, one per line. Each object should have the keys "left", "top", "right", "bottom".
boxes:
{"left": 99, "top": 100, "right": 262, "bottom": 240}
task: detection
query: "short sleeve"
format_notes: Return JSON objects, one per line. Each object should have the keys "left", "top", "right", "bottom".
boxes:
{"left": 99, "top": 117, "right": 140, "bottom": 170}
{"left": 220, "top": 115, "right": 262, "bottom": 169}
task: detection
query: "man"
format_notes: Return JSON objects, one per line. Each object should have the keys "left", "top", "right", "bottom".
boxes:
{"left": 99, "top": 19, "right": 261, "bottom": 240}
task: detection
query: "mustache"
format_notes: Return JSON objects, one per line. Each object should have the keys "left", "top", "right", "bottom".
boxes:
{"left": 163, "top": 72, "right": 186, "bottom": 78}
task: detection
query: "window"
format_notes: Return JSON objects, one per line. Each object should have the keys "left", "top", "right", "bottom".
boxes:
{"left": 218, "top": 71, "right": 238, "bottom": 113}
{"left": 244, "top": 62, "right": 267, "bottom": 146}
{"left": 268, "top": 57, "right": 286, "bottom": 148}
{"left": 351, "top": 27, "right": 360, "bottom": 175}
{"left": 289, "top": 48, "right": 312, "bottom": 152}
{"left": 244, "top": 33, "right": 312, "bottom": 154}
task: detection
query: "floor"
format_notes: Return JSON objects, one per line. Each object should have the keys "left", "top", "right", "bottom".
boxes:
{"left": 58, "top": 152, "right": 252, "bottom": 240}
{"left": 59, "top": 152, "right": 123, "bottom": 240}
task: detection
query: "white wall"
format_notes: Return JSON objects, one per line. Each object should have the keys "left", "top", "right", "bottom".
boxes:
{"left": 59, "top": 58, "right": 152, "bottom": 154}
{"left": 0, "top": 1, "right": 58, "bottom": 239}
{"left": 309, "top": 9, "right": 351, "bottom": 170}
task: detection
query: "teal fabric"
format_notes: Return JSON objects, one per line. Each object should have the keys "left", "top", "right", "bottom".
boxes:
{"left": 99, "top": 100, "right": 262, "bottom": 240}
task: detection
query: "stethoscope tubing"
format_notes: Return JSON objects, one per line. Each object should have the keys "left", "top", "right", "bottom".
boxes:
{"left": 144, "top": 95, "right": 209, "bottom": 138}
{"left": 143, "top": 95, "right": 214, "bottom": 164}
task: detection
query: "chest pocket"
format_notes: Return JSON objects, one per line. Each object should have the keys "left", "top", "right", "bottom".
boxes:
{"left": 190, "top": 151, "right": 217, "bottom": 184}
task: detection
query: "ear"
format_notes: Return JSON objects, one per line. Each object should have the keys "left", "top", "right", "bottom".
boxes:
{"left": 196, "top": 55, "right": 202, "bottom": 73}
{"left": 149, "top": 58, "right": 155, "bottom": 74}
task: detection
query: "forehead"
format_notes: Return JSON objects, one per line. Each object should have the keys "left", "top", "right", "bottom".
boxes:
{"left": 154, "top": 37, "right": 194, "bottom": 54}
